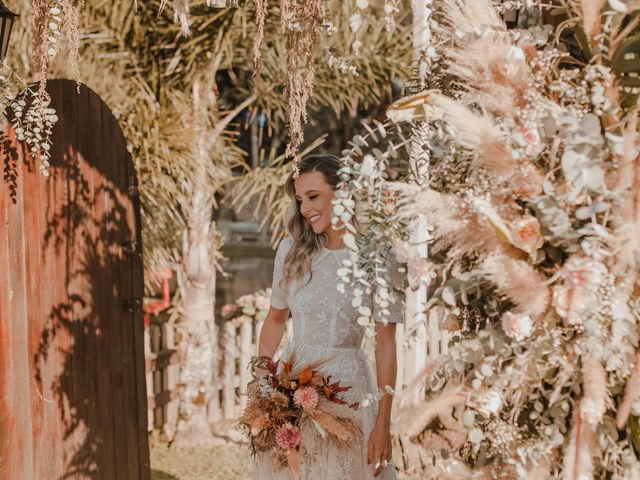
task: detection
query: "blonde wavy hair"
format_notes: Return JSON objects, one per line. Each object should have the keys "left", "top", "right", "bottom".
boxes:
{"left": 280, "top": 154, "right": 358, "bottom": 289}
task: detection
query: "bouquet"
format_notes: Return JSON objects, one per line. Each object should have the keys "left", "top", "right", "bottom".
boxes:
{"left": 237, "top": 353, "right": 362, "bottom": 479}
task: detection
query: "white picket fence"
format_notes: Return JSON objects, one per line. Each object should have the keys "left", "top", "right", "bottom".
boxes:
{"left": 145, "top": 306, "right": 447, "bottom": 434}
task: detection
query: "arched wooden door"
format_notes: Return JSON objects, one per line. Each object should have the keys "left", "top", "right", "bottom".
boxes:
{"left": 0, "top": 80, "right": 150, "bottom": 479}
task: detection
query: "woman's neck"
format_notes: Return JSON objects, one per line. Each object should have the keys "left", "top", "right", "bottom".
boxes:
{"left": 323, "top": 231, "right": 346, "bottom": 250}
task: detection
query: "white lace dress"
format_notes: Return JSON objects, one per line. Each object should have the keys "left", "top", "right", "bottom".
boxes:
{"left": 251, "top": 236, "right": 403, "bottom": 480}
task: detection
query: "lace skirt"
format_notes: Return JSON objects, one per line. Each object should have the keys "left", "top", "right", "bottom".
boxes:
{"left": 250, "top": 344, "right": 398, "bottom": 480}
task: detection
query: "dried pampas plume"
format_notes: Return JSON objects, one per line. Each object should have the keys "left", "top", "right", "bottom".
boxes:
{"left": 429, "top": 95, "right": 514, "bottom": 175}
{"left": 616, "top": 350, "right": 640, "bottom": 429}
{"left": 562, "top": 409, "right": 598, "bottom": 480}
{"left": 581, "top": 0, "right": 608, "bottom": 44}
{"left": 406, "top": 385, "right": 466, "bottom": 437}
{"left": 393, "top": 186, "right": 502, "bottom": 261}
{"left": 479, "top": 253, "right": 550, "bottom": 318}
{"left": 440, "top": 0, "right": 503, "bottom": 32}
{"left": 580, "top": 356, "right": 608, "bottom": 425}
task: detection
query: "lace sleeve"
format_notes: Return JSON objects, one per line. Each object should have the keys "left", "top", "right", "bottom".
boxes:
{"left": 373, "top": 252, "right": 405, "bottom": 324}
{"left": 270, "top": 237, "right": 291, "bottom": 310}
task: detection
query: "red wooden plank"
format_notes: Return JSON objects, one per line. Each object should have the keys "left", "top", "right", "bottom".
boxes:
{"left": 121, "top": 119, "right": 151, "bottom": 479}
{"left": 20, "top": 122, "right": 47, "bottom": 478}
{"left": 49, "top": 78, "right": 67, "bottom": 477}
{"left": 5, "top": 108, "right": 35, "bottom": 478}
{"left": 101, "top": 92, "right": 135, "bottom": 480}
{"left": 46, "top": 78, "right": 69, "bottom": 476}
{"left": 85, "top": 82, "right": 116, "bottom": 480}
{"left": 61, "top": 78, "right": 89, "bottom": 477}
{"left": 0, "top": 124, "right": 17, "bottom": 479}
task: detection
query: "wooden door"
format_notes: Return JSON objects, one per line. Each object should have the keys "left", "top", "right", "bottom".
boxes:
{"left": 0, "top": 79, "right": 150, "bottom": 479}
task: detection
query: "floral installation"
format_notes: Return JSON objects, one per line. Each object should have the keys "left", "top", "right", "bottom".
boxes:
{"left": 237, "top": 353, "right": 362, "bottom": 479}
{"left": 220, "top": 287, "right": 272, "bottom": 327}
{"left": 327, "top": 0, "right": 640, "bottom": 477}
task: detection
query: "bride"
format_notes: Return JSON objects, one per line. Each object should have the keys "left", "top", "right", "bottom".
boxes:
{"left": 251, "top": 154, "right": 403, "bottom": 479}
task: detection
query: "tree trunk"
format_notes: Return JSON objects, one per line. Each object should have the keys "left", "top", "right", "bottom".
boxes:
{"left": 172, "top": 187, "right": 220, "bottom": 447}
{"left": 172, "top": 78, "right": 221, "bottom": 446}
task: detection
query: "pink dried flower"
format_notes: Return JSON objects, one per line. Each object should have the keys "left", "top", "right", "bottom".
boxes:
{"left": 275, "top": 423, "right": 301, "bottom": 450}
{"left": 221, "top": 303, "right": 238, "bottom": 318}
{"left": 501, "top": 311, "right": 533, "bottom": 341}
{"left": 293, "top": 386, "right": 319, "bottom": 412}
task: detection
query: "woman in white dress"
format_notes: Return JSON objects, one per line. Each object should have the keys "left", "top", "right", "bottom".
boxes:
{"left": 251, "top": 155, "right": 403, "bottom": 479}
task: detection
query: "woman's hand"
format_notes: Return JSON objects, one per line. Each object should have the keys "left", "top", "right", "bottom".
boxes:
{"left": 367, "top": 419, "right": 393, "bottom": 477}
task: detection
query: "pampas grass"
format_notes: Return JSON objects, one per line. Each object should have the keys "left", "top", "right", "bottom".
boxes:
{"left": 309, "top": 405, "right": 360, "bottom": 443}
{"left": 580, "top": 356, "right": 608, "bottom": 425}
{"left": 479, "top": 253, "right": 550, "bottom": 318}
{"left": 406, "top": 385, "right": 466, "bottom": 437}
{"left": 562, "top": 410, "right": 598, "bottom": 480}
{"left": 439, "top": 0, "right": 530, "bottom": 116}
{"left": 429, "top": 94, "right": 515, "bottom": 174}
{"left": 440, "top": 0, "right": 503, "bottom": 32}
{"left": 392, "top": 186, "right": 504, "bottom": 261}
{"left": 616, "top": 350, "right": 640, "bottom": 429}
{"left": 581, "top": 0, "right": 608, "bottom": 43}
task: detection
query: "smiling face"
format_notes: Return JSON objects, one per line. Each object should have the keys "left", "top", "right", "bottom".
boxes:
{"left": 294, "top": 170, "right": 337, "bottom": 235}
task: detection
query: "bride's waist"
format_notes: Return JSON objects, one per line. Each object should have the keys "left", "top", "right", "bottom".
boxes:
{"left": 290, "top": 343, "right": 365, "bottom": 356}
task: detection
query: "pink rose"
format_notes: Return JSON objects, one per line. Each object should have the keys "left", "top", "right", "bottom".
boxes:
{"left": 275, "top": 423, "right": 301, "bottom": 450}
{"left": 293, "top": 386, "right": 319, "bottom": 412}
{"left": 510, "top": 216, "right": 543, "bottom": 258}
{"left": 501, "top": 311, "right": 533, "bottom": 341}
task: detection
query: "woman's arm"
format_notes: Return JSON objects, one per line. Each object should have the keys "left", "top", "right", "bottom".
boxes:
{"left": 257, "top": 306, "right": 290, "bottom": 357}
{"left": 373, "top": 322, "right": 398, "bottom": 428}
{"left": 368, "top": 322, "right": 398, "bottom": 477}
